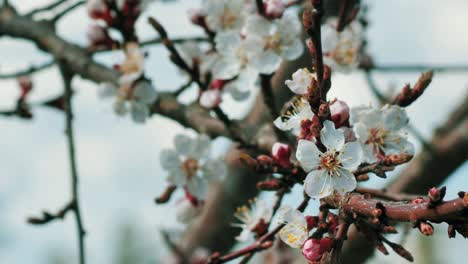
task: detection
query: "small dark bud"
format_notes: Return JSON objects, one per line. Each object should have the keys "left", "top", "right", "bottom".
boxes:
{"left": 239, "top": 153, "right": 258, "bottom": 168}
{"left": 257, "top": 179, "right": 282, "bottom": 191}
{"left": 305, "top": 215, "right": 318, "bottom": 231}
{"left": 383, "top": 226, "right": 398, "bottom": 234}
{"left": 428, "top": 187, "right": 441, "bottom": 203}
{"left": 256, "top": 155, "right": 274, "bottom": 167}
{"left": 448, "top": 225, "right": 456, "bottom": 238}
{"left": 418, "top": 221, "right": 434, "bottom": 236}
{"left": 356, "top": 174, "right": 369, "bottom": 181}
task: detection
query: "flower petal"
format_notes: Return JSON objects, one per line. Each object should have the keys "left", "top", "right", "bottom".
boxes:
{"left": 332, "top": 168, "right": 357, "bottom": 194}
{"left": 186, "top": 176, "right": 208, "bottom": 199}
{"left": 320, "top": 120, "right": 345, "bottom": 151}
{"left": 174, "top": 134, "right": 192, "bottom": 155}
{"left": 279, "top": 222, "right": 308, "bottom": 248}
{"left": 338, "top": 141, "right": 362, "bottom": 170}
{"left": 296, "top": 139, "right": 322, "bottom": 172}
{"left": 159, "top": 149, "right": 179, "bottom": 170}
{"left": 304, "top": 169, "right": 333, "bottom": 198}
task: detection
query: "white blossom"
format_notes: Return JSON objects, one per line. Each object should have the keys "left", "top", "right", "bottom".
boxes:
{"left": 99, "top": 80, "right": 157, "bottom": 123}
{"left": 321, "top": 18, "right": 362, "bottom": 72}
{"left": 351, "top": 104, "right": 414, "bottom": 163}
{"left": 245, "top": 13, "right": 303, "bottom": 74}
{"left": 296, "top": 121, "right": 363, "bottom": 198}
{"left": 274, "top": 98, "right": 315, "bottom": 136}
{"left": 285, "top": 68, "right": 317, "bottom": 95}
{"left": 203, "top": 0, "right": 246, "bottom": 33}
{"left": 212, "top": 31, "right": 259, "bottom": 101}
{"left": 277, "top": 205, "right": 308, "bottom": 248}
{"left": 233, "top": 198, "right": 273, "bottom": 242}
{"left": 160, "top": 134, "right": 226, "bottom": 199}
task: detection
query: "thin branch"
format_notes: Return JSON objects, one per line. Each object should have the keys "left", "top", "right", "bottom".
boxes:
{"left": 51, "top": 0, "right": 84, "bottom": 22}
{"left": 369, "top": 64, "right": 468, "bottom": 73}
{"left": 59, "top": 64, "right": 86, "bottom": 264}
{"left": 26, "top": 0, "right": 69, "bottom": 17}
{"left": 0, "top": 60, "right": 55, "bottom": 79}
{"left": 354, "top": 187, "right": 420, "bottom": 202}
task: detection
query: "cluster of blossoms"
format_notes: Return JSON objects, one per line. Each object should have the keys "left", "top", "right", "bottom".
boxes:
{"left": 180, "top": 0, "right": 304, "bottom": 108}
{"left": 86, "top": 1, "right": 158, "bottom": 123}
{"left": 99, "top": 43, "right": 157, "bottom": 123}
{"left": 160, "top": 134, "right": 226, "bottom": 223}
{"left": 271, "top": 67, "right": 413, "bottom": 199}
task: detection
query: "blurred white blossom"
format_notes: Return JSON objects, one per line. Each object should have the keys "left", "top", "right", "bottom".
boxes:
{"left": 321, "top": 18, "right": 362, "bottom": 72}
{"left": 233, "top": 198, "right": 272, "bottom": 242}
{"left": 160, "top": 134, "right": 226, "bottom": 199}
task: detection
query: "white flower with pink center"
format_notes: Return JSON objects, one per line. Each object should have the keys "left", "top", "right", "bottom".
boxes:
{"left": 296, "top": 121, "right": 363, "bottom": 198}
{"left": 160, "top": 134, "right": 226, "bottom": 199}
{"left": 273, "top": 98, "right": 315, "bottom": 136}
{"left": 351, "top": 104, "right": 414, "bottom": 163}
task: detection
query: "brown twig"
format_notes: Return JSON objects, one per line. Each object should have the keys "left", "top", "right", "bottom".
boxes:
{"left": 60, "top": 64, "right": 86, "bottom": 264}
{"left": 0, "top": 60, "right": 55, "bottom": 79}
{"left": 354, "top": 187, "right": 419, "bottom": 202}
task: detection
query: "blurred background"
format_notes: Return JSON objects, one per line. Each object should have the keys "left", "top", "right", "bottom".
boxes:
{"left": 0, "top": 0, "right": 467, "bottom": 263}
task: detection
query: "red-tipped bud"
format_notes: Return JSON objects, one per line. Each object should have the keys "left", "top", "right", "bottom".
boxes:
{"left": 330, "top": 99, "right": 350, "bottom": 128}
{"left": 305, "top": 216, "right": 318, "bottom": 231}
{"left": 271, "top": 143, "right": 291, "bottom": 168}
{"left": 257, "top": 179, "right": 282, "bottom": 191}
{"left": 256, "top": 155, "right": 274, "bottom": 167}
{"left": 418, "top": 221, "right": 434, "bottom": 236}
{"left": 188, "top": 8, "right": 207, "bottom": 27}
{"left": 302, "top": 238, "right": 333, "bottom": 262}
{"left": 264, "top": 0, "right": 285, "bottom": 18}
{"left": 410, "top": 197, "right": 426, "bottom": 205}
{"left": 428, "top": 187, "right": 441, "bottom": 202}
{"left": 210, "top": 79, "right": 227, "bottom": 90}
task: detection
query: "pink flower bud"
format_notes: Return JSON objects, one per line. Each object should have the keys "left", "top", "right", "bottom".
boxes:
{"left": 419, "top": 221, "right": 434, "bottom": 236}
{"left": 86, "top": 24, "right": 112, "bottom": 47}
{"left": 305, "top": 216, "right": 318, "bottom": 231}
{"left": 271, "top": 143, "right": 291, "bottom": 168}
{"left": 188, "top": 8, "right": 207, "bottom": 27}
{"left": 86, "top": 0, "right": 107, "bottom": 19}
{"left": 210, "top": 79, "right": 227, "bottom": 90}
{"left": 330, "top": 99, "right": 350, "bottom": 128}
{"left": 302, "top": 238, "right": 333, "bottom": 262}
{"left": 264, "top": 0, "right": 285, "bottom": 18}
{"left": 200, "top": 89, "right": 222, "bottom": 109}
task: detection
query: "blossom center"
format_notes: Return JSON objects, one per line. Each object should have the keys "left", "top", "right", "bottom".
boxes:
{"left": 263, "top": 32, "right": 281, "bottom": 51}
{"left": 182, "top": 158, "right": 199, "bottom": 179}
{"left": 319, "top": 152, "right": 341, "bottom": 173}
{"left": 331, "top": 39, "right": 357, "bottom": 65}
{"left": 222, "top": 10, "right": 237, "bottom": 28}
{"left": 366, "top": 127, "right": 387, "bottom": 147}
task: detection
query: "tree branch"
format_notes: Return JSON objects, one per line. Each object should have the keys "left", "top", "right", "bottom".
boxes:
{"left": 59, "top": 63, "right": 86, "bottom": 264}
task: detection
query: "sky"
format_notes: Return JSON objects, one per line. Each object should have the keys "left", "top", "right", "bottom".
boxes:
{"left": 0, "top": 0, "right": 467, "bottom": 263}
